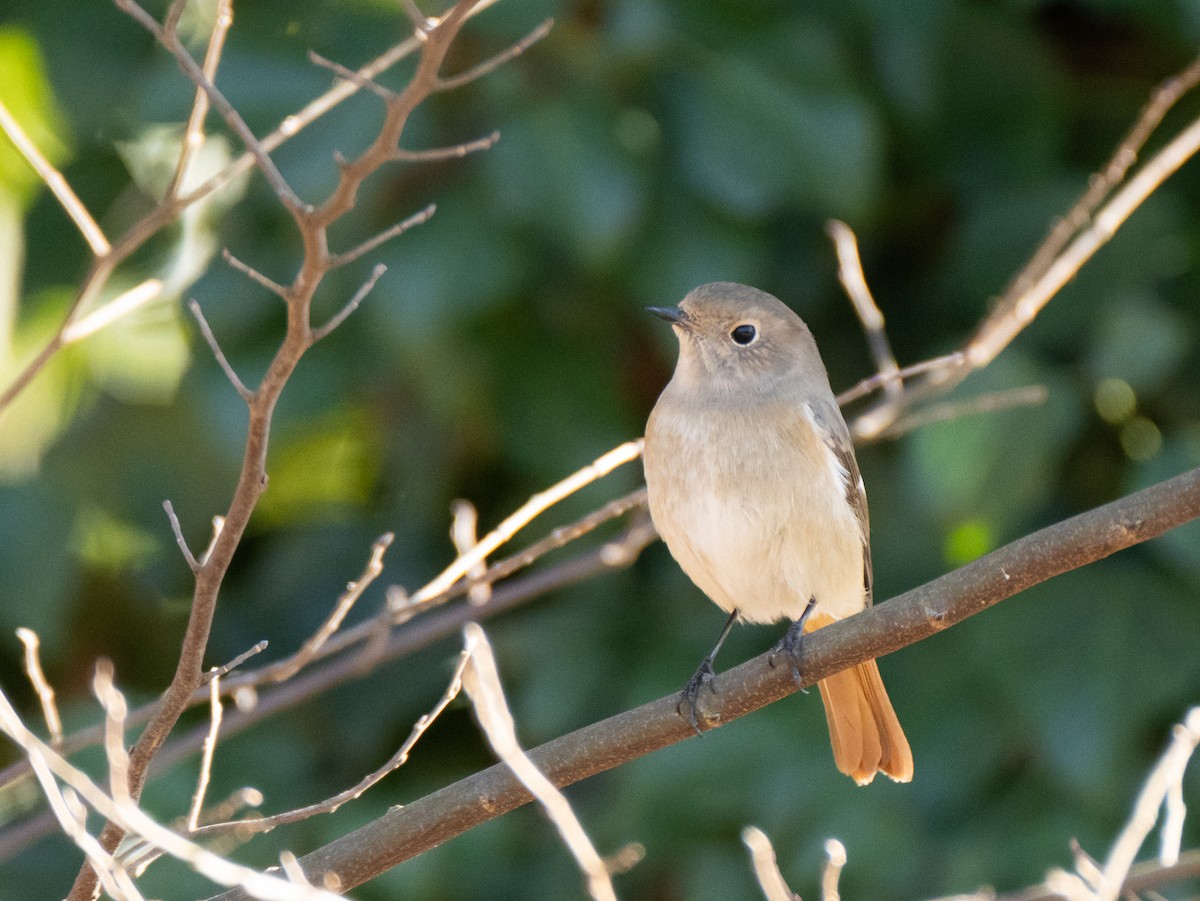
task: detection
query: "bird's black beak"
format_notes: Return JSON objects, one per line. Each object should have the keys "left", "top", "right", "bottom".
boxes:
{"left": 647, "top": 306, "right": 690, "bottom": 328}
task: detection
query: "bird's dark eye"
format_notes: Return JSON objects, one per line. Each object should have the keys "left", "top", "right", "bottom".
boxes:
{"left": 730, "top": 324, "right": 757, "bottom": 345}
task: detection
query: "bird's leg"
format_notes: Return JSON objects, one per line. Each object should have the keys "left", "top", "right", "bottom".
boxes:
{"left": 769, "top": 597, "right": 817, "bottom": 689}
{"left": 679, "top": 609, "right": 739, "bottom": 735}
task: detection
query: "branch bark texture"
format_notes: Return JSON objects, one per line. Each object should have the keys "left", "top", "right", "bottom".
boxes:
{"left": 210, "top": 465, "right": 1200, "bottom": 899}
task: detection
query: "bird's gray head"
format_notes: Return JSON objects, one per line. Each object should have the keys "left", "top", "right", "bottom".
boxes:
{"left": 649, "top": 282, "right": 830, "bottom": 398}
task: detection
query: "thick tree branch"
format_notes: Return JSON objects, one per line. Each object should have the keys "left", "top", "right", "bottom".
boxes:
{"left": 208, "top": 465, "right": 1200, "bottom": 899}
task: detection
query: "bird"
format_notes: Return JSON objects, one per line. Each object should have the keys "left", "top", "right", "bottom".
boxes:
{"left": 642, "top": 281, "right": 913, "bottom": 785}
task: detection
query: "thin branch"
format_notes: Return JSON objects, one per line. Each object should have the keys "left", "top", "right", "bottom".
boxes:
{"left": 836, "top": 353, "right": 964, "bottom": 409}
{"left": 116, "top": 0, "right": 307, "bottom": 215}
{"left": 187, "top": 675, "right": 224, "bottom": 832}
{"left": 60, "top": 279, "right": 164, "bottom": 344}
{"left": 0, "top": 683, "right": 342, "bottom": 900}
{"left": 163, "top": 500, "right": 202, "bottom": 573}
{"left": 222, "top": 249, "right": 290, "bottom": 300}
{"left": 14, "top": 628, "right": 63, "bottom": 748}
{"left": 267, "top": 533, "right": 392, "bottom": 683}
{"left": 194, "top": 644, "right": 473, "bottom": 838}
{"left": 451, "top": 499, "right": 491, "bottom": 604}
{"left": 393, "top": 130, "right": 500, "bottom": 162}
{"left": 742, "top": 826, "right": 798, "bottom": 901}
{"left": 1000, "top": 54, "right": 1200, "bottom": 307}
{"left": 827, "top": 220, "right": 902, "bottom": 401}
{"left": 166, "top": 0, "right": 233, "bottom": 199}
{"left": 436, "top": 18, "right": 553, "bottom": 92}
{"left": 0, "top": 0, "right": 506, "bottom": 421}
{"left": 975, "top": 849, "right": 1200, "bottom": 901}
{"left": 328, "top": 203, "right": 436, "bottom": 268}
{"left": 848, "top": 51, "right": 1200, "bottom": 441}
{"left": 880, "top": 385, "right": 1049, "bottom": 440}
{"left": 399, "top": 0, "right": 433, "bottom": 34}
{"left": 206, "top": 464, "right": 1200, "bottom": 899}
{"left": 205, "top": 641, "right": 269, "bottom": 682}
{"left": 461, "top": 623, "right": 618, "bottom": 901}
{"left": 188, "top": 299, "right": 254, "bottom": 402}
{"left": 821, "top": 839, "right": 847, "bottom": 901}
{"left": 0, "top": 97, "right": 110, "bottom": 256}
{"left": 404, "top": 439, "right": 644, "bottom": 606}
{"left": 0, "top": 501, "right": 656, "bottom": 821}
{"left": 308, "top": 51, "right": 394, "bottom": 100}
{"left": 1093, "top": 707, "right": 1200, "bottom": 899}
{"left": 310, "top": 263, "right": 388, "bottom": 343}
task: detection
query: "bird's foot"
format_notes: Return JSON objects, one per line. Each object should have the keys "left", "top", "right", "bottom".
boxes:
{"left": 769, "top": 598, "right": 816, "bottom": 690}
{"left": 677, "top": 660, "right": 718, "bottom": 736}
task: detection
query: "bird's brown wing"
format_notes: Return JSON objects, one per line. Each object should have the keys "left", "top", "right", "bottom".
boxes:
{"left": 807, "top": 398, "right": 872, "bottom": 604}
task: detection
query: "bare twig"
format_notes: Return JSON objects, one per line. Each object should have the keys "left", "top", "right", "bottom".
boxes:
{"left": 836, "top": 353, "right": 964, "bottom": 407}
{"left": 166, "top": 0, "right": 233, "bottom": 199}
{"left": 206, "top": 465, "right": 1200, "bottom": 898}
{"left": 880, "top": 385, "right": 1049, "bottom": 440}
{"left": 163, "top": 499, "right": 202, "bottom": 573}
{"left": 742, "top": 826, "right": 799, "bottom": 901}
{"left": 821, "top": 839, "right": 847, "bottom": 901}
{"left": 0, "top": 97, "right": 110, "bottom": 256}
{"left": 205, "top": 641, "right": 269, "bottom": 682}
{"left": 268, "top": 533, "right": 393, "bottom": 683}
{"left": 328, "top": 204, "right": 436, "bottom": 268}
{"left": 194, "top": 643, "right": 473, "bottom": 838}
{"left": 461, "top": 623, "right": 619, "bottom": 901}
{"left": 15, "top": 628, "right": 63, "bottom": 748}
{"left": 0, "top": 0, "right": 506, "bottom": 419}
{"left": 117, "top": 0, "right": 307, "bottom": 215}
{"left": 393, "top": 130, "right": 500, "bottom": 162}
{"left": 187, "top": 675, "right": 224, "bottom": 832}
{"left": 1000, "top": 55, "right": 1200, "bottom": 308}
{"left": 222, "top": 249, "right": 290, "bottom": 300}
{"left": 1091, "top": 707, "right": 1200, "bottom": 899}
{"left": 450, "top": 499, "right": 491, "bottom": 604}
{"left": 188, "top": 299, "right": 254, "bottom": 401}
{"left": 308, "top": 51, "right": 393, "bottom": 100}
{"left": 436, "top": 18, "right": 553, "bottom": 92}
{"left": 847, "top": 52, "right": 1200, "bottom": 441}
{"left": 0, "top": 682, "right": 342, "bottom": 900}
{"left": 310, "top": 263, "right": 388, "bottom": 343}
{"left": 60, "top": 279, "right": 164, "bottom": 344}
{"left": 828, "top": 220, "right": 901, "bottom": 401}
{"left": 402, "top": 439, "right": 644, "bottom": 607}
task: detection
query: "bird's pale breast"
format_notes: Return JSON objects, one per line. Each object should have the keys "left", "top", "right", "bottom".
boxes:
{"left": 645, "top": 395, "right": 865, "bottom": 624}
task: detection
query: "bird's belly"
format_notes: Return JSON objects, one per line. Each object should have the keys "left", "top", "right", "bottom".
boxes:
{"left": 646, "top": 418, "right": 865, "bottom": 625}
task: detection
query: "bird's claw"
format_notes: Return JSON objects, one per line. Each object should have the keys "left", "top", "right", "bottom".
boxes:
{"left": 769, "top": 618, "right": 807, "bottom": 691}
{"left": 678, "top": 661, "right": 717, "bottom": 735}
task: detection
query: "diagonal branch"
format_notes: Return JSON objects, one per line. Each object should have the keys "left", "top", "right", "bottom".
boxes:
{"left": 205, "top": 465, "right": 1200, "bottom": 899}
{"left": 0, "top": 98, "right": 110, "bottom": 257}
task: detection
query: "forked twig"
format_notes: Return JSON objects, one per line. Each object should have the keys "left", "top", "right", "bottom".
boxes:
{"left": 166, "top": 0, "right": 233, "bottom": 199}
{"left": 436, "top": 18, "right": 552, "bottom": 92}
{"left": 194, "top": 643, "right": 473, "bottom": 839}
{"left": 0, "top": 98, "right": 110, "bottom": 256}
{"left": 462, "top": 623, "right": 619, "bottom": 901}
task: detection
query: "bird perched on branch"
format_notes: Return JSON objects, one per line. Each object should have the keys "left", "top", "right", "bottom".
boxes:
{"left": 643, "top": 281, "right": 912, "bottom": 785}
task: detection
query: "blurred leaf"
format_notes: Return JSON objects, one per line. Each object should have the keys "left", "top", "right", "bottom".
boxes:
{"left": 0, "top": 26, "right": 68, "bottom": 205}
{"left": 257, "top": 406, "right": 383, "bottom": 526}
{"left": 670, "top": 53, "right": 884, "bottom": 220}
{"left": 0, "top": 286, "right": 86, "bottom": 480}
{"left": 83, "top": 297, "right": 190, "bottom": 404}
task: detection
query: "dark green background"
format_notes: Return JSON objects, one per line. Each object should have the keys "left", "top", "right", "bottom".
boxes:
{"left": 1, "top": 0, "right": 1199, "bottom": 898}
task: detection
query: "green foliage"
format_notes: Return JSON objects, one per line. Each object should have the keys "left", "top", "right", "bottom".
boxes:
{"left": 2, "top": 0, "right": 1200, "bottom": 898}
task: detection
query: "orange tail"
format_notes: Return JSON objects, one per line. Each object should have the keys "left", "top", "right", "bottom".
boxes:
{"left": 807, "top": 615, "right": 913, "bottom": 785}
